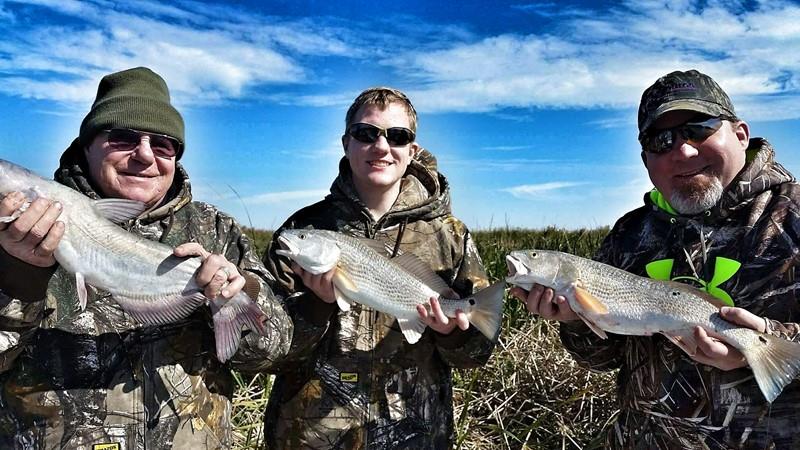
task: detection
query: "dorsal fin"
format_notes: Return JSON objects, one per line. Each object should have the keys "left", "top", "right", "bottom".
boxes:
{"left": 358, "top": 238, "right": 391, "bottom": 255}
{"left": 93, "top": 198, "right": 147, "bottom": 223}
{"left": 394, "top": 253, "right": 451, "bottom": 295}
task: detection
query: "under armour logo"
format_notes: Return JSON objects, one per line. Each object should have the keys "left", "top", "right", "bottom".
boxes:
{"left": 645, "top": 257, "right": 741, "bottom": 306}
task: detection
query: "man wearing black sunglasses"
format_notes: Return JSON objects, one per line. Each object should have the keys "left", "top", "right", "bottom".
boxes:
{"left": 515, "top": 69, "right": 800, "bottom": 449}
{"left": 0, "top": 67, "right": 291, "bottom": 449}
{"left": 264, "top": 87, "right": 495, "bottom": 449}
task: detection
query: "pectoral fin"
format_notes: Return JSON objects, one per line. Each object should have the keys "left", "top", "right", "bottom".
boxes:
{"left": 396, "top": 317, "right": 426, "bottom": 344}
{"left": 662, "top": 329, "right": 699, "bottom": 357}
{"left": 331, "top": 267, "right": 359, "bottom": 312}
{"left": 576, "top": 312, "right": 608, "bottom": 339}
{"left": 574, "top": 286, "right": 609, "bottom": 314}
{"left": 75, "top": 272, "right": 89, "bottom": 311}
{"left": 333, "top": 285, "right": 352, "bottom": 312}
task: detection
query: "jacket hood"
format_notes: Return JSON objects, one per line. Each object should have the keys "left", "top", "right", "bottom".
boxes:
{"left": 329, "top": 147, "right": 452, "bottom": 224}
{"left": 54, "top": 137, "right": 192, "bottom": 223}
{"left": 646, "top": 138, "right": 794, "bottom": 222}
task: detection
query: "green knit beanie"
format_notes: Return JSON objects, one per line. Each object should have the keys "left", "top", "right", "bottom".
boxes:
{"left": 79, "top": 67, "right": 185, "bottom": 159}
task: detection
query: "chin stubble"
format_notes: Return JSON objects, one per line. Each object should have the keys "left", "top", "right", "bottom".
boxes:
{"left": 669, "top": 176, "right": 724, "bottom": 215}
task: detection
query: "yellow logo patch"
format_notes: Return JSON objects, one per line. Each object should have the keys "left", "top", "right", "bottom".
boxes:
{"left": 340, "top": 372, "right": 358, "bottom": 383}
{"left": 93, "top": 444, "right": 120, "bottom": 450}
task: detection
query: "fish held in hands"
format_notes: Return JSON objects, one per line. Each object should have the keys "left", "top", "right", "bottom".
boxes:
{"left": 0, "top": 158, "right": 266, "bottom": 362}
{"left": 276, "top": 228, "right": 504, "bottom": 344}
{"left": 505, "top": 249, "right": 800, "bottom": 403}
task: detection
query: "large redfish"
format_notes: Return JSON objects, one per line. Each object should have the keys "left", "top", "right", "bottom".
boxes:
{"left": 276, "top": 228, "right": 504, "bottom": 344}
{"left": 0, "top": 158, "right": 265, "bottom": 362}
{"left": 505, "top": 249, "right": 800, "bottom": 403}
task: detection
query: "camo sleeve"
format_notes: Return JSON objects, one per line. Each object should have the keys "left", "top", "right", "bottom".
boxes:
{"left": 434, "top": 228, "right": 496, "bottom": 368}
{"left": 0, "top": 248, "right": 50, "bottom": 373}
{"left": 558, "top": 230, "right": 627, "bottom": 372}
{"left": 191, "top": 205, "right": 293, "bottom": 373}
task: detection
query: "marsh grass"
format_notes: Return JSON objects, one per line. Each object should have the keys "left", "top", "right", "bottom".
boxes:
{"left": 233, "top": 227, "right": 618, "bottom": 449}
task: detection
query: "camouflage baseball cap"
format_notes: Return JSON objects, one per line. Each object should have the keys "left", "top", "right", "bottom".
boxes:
{"left": 637, "top": 69, "right": 736, "bottom": 136}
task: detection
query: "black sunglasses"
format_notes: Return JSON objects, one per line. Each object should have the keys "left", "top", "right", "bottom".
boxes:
{"left": 640, "top": 117, "right": 729, "bottom": 155}
{"left": 347, "top": 123, "right": 416, "bottom": 146}
{"left": 103, "top": 128, "right": 182, "bottom": 158}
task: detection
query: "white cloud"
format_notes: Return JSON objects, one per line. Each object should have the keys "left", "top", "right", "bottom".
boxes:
{"left": 242, "top": 189, "right": 328, "bottom": 205}
{"left": 394, "top": 0, "right": 800, "bottom": 119}
{"left": 502, "top": 181, "right": 587, "bottom": 199}
{"left": 4, "top": 0, "right": 800, "bottom": 122}
{"left": 0, "top": 0, "right": 353, "bottom": 104}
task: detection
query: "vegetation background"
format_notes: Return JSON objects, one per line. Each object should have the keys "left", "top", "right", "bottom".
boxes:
{"left": 232, "top": 228, "right": 618, "bottom": 449}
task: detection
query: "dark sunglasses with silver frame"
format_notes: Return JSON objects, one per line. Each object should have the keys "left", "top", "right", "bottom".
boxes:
{"left": 347, "top": 122, "right": 416, "bottom": 147}
{"left": 103, "top": 128, "right": 183, "bottom": 158}
{"left": 639, "top": 116, "right": 735, "bottom": 155}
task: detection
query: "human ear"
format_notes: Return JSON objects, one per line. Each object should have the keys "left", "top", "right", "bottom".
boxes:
{"left": 341, "top": 135, "right": 349, "bottom": 154}
{"left": 640, "top": 151, "right": 648, "bottom": 168}
{"left": 733, "top": 121, "right": 750, "bottom": 149}
{"left": 410, "top": 143, "right": 420, "bottom": 159}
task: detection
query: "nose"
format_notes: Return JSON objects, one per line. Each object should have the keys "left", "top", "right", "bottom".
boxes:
{"left": 131, "top": 136, "right": 156, "bottom": 164}
{"left": 372, "top": 135, "right": 391, "bottom": 153}
{"left": 671, "top": 137, "right": 699, "bottom": 160}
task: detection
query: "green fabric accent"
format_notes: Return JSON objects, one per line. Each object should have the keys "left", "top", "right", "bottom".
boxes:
{"left": 645, "top": 259, "right": 674, "bottom": 281}
{"left": 646, "top": 256, "right": 741, "bottom": 306}
{"left": 708, "top": 257, "right": 741, "bottom": 288}
{"left": 649, "top": 189, "right": 678, "bottom": 215}
{"left": 707, "top": 286, "right": 734, "bottom": 306}
{"left": 79, "top": 67, "right": 185, "bottom": 159}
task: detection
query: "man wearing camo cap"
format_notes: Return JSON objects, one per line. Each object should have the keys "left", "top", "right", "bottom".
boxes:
{"left": 515, "top": 69, "right": 800, "bottom": 448}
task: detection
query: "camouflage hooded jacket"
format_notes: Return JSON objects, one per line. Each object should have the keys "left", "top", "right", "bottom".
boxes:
{"left": 560, "top": 138, "right": 800, "bottom": 449}
{"left": 0, "top": 141, "right": 292, "bottom": 450}
{"left": 263, "top": 150, "right": 495, "bottom": 450}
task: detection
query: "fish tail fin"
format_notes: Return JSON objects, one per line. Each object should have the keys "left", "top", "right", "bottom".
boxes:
{"left": 741, "top": 333, "right": 800, "bottom": 403}
{"left": 467, "top": 281, "right": 505, "bottom": 342}
{"left": 212, "top": 292, "right": 267, "bottom": 362}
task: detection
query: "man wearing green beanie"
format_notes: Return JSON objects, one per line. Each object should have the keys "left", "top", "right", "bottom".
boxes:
{"left": 0, "top": 67, "right": 292, "bottom": 449}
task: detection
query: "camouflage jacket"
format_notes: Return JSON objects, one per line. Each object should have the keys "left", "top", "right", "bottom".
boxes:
{"left": 263, "top": 150, "right": 495, "bottom": 449}
{"left": 560, "top": 139, "right": 800, "bottom": 449}
{"left": 0, "top": 142, "right": 292, "bottom": 450}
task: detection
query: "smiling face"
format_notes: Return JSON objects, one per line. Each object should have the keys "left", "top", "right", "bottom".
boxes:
{"left": 343, "top": 102, "right": 419, "bottom": 203}
{"left": 643, "top": 110, "right": 749, "bottom": 214}
{"left": 84, "top": 131, "right": 176, "bottom": 208}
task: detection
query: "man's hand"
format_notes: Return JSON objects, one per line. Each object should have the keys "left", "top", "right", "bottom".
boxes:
{"left": 0, "top": 192, "right": 64, "bottom": 267}
{"left": 291, "top": 263, "right": 337, "bottom": 304}
{"left": 174, "top": 243, "right": 244, "bottom": 300}
{"left": 510, "top": 284, "right": 579, "bottom": 322}
{"left": 690, "top": 306, "right": 766, "bottom": 371}
{"left": 416, "top": 296, "right": 469, "bottom": 335}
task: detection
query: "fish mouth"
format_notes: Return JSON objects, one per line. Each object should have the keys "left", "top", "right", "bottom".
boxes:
{"left": 505, "top": 254, "right": 526, "bottom": 282}
{"left": 275, "top": 235, "right": 297, "bottom": 258}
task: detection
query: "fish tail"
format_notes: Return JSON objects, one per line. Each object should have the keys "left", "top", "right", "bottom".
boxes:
{"left": 467, "top": 281, "right": 505, "bottom": 342}
{"left": 740, "top": 333, "right": 800, "bottom": 403}
{"left": 212, "top": 292, "right": 267, "bottom": 362}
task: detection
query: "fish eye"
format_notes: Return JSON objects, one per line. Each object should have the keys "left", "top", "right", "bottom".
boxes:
{"left": 299, "top": 234, "right": 306, "bottom": 239}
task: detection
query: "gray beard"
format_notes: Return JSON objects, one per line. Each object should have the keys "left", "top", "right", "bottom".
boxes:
{"left": 669, "top": 177, "right": 724, "bottom": 215}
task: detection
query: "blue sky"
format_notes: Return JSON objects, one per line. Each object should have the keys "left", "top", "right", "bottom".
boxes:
{"left": 3, "top": 0, "right": 800, "bottom": 230}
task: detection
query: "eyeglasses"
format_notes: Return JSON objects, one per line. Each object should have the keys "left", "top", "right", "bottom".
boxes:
{"left": 347, "top": 123, "right": 416, "bottom": 147}
{"left": 103, "top": 128, "right": 182, "bottom": 158}
{"left": 640, "top": 117, "right": 728, "bottom": 155}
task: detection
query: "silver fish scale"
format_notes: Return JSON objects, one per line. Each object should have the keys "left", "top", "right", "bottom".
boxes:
{"left": 319, "top": 231, "right": 444, "bottom": 319}
{"left": 561, "top": 252, "right": 760, "bottom": 348}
